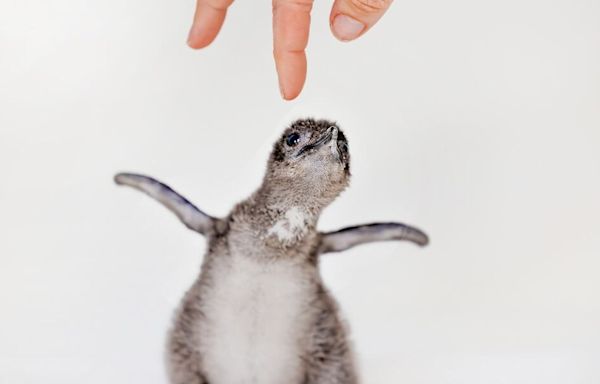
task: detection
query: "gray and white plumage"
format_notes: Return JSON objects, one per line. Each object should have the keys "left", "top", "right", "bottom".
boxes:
{"left": 115, "top": 118, "right": 429, "bottom": 384}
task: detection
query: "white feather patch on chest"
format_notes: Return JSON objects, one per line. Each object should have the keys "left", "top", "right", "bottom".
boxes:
{"left": 267, "top": 206, "right": 310, "bottom": 243}
{"left": 201, "top": 255, "right": 312, "bottom": 384}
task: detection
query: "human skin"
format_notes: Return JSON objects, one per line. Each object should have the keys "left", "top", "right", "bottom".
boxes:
{"left": 186, "top": 0, "right": 393, "bottom": 100}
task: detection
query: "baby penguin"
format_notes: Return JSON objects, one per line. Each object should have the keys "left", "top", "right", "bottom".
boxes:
{"left": 115, "top": 118, "right": 428, "bottom": 384}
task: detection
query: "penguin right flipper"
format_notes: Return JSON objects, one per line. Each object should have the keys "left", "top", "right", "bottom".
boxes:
{"left": 114, "top": 172, "right": 216, "bottom": 235}
{"left": 319, "top": 222, "right": 429, "bottom": 254}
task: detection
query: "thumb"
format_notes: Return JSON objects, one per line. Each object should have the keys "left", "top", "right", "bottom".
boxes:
{"left": 330, "top": 0, "right": 392, "bottom": 42}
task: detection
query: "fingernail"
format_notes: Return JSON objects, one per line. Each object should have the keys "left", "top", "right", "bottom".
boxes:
{"left": 332, "top": 14, "right": 365, "bottom": 42}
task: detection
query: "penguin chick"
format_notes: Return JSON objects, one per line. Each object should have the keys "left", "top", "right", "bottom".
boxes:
{"left": 114, "top": 118, "right": 429, "bottom": 384}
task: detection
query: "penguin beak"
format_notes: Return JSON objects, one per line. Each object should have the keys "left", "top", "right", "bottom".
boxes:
{"left": 295, "top": 127, "right": 335, "bottom": 157}
{"left": 294, "top": 127, "right": 349, "bottom": 169}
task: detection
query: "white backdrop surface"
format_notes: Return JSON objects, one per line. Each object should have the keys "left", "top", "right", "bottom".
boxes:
{"left": 1, "top": 0, "right": 599, "bottom": 383}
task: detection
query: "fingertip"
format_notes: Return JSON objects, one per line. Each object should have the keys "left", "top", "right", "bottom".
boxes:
{"left": 274, "top": 51, "right": 306, "bottom": 100}
{"left": 187, "top": 4, "right": 227, "bottom": 49}
{"left": 187, "top": 35, "right": 213, "bottom": 50}
{"left": 282, "top": 89, "right": 301, "bottom": 101}
{"left": 279, "top": 77, "right": 303, "bottom": 100}
{"left": 187, "top": 34, "right": 212, "bottom": 50}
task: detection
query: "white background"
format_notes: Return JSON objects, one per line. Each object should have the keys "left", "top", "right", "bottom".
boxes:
{"left": 1, "top": 0, "right": 599, "bottom": 383}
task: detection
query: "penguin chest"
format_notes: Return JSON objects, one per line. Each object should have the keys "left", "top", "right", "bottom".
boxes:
{"left": 201, "top": 255, "right": 313, "bottom": 384}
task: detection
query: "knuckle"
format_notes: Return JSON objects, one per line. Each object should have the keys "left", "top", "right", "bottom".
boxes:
{"left": 205, "top": 0, "right": 234, "bottom": 10}
{"left": 350, "top": 0, "right": 391, "bottom": 13}
{"left": 273, "top": 0, "right": 314, "bottom": 12}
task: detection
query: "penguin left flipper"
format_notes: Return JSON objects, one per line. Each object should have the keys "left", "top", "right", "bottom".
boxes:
{"left": 114, "top": 173, "right": 216, "bottom": 235}
{"left": 319, "top": 222, "right": 429, "bottom": 254}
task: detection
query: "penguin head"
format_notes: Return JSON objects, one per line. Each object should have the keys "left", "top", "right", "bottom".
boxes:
{"left": 266, "top": 118, "right": 350, "bottom": 204}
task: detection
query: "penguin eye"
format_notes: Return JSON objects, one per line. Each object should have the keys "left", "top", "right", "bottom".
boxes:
{"left": 285, "top": 133, "right": 301, "bottom": 147}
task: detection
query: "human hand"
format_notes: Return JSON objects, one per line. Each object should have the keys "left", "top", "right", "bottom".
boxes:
{"left": 187, "top": 0, "right": 393, "bottom": 100}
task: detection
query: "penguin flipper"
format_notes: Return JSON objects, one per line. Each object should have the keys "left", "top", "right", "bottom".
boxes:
{"left": 114, "top": 172, "right": 215, "bottom": 235}
{"left": 319, "top": 222, "right": 429, "bottom": 254}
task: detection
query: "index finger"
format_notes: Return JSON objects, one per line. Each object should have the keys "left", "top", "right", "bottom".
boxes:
{"left": 272, "top": 0, "right": 314, "bottom": 100}
{"left": 188, "top": 0, "right": 235, "bottom": 49}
